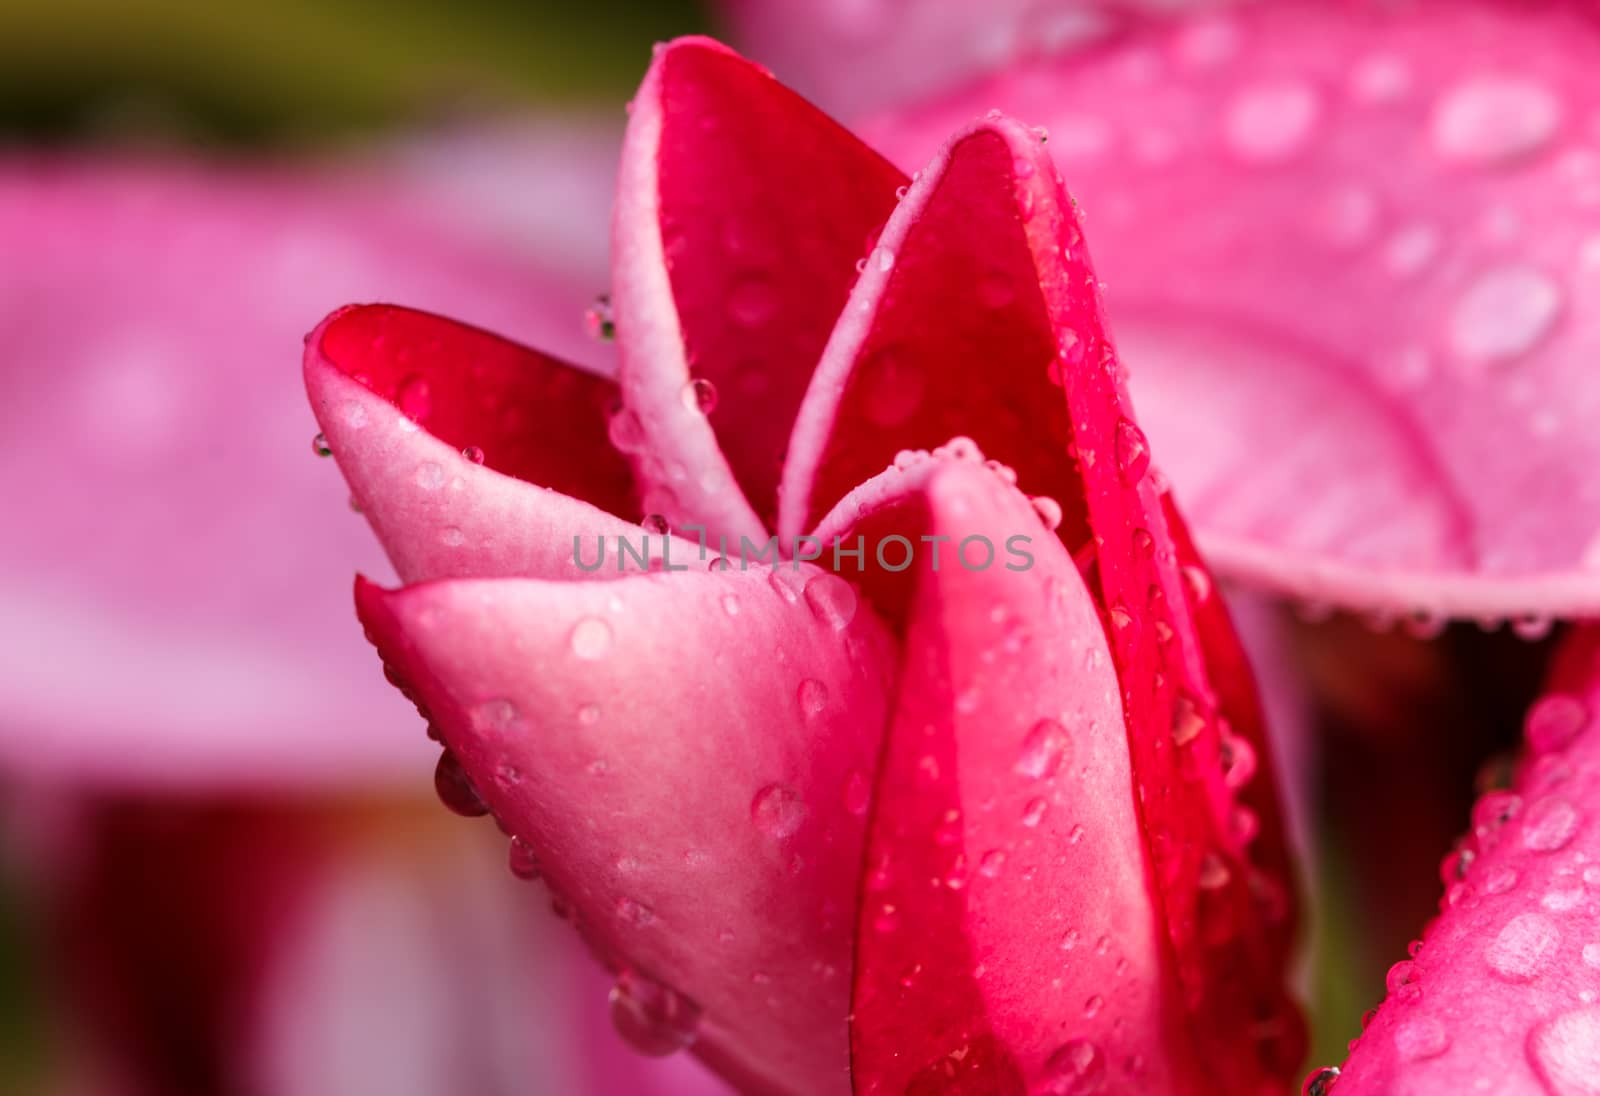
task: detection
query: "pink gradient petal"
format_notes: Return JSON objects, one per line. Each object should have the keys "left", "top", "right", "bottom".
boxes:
{"left": 782, "top": 114, "right": 1303, "bottom": 1088}
{"left": 305, "top": 304, "right": 642, "bottom": 584}
{"left": 355, "top": 565, "right": 898, "bottom": 1095}
{"left": 846, "top": 460, "right": 1196, "bottom": 1095}
{"left": 870, "top": 0, "right": 1600, "bottom": 619}
{"left": 612, "top": 38, "right": 905, "bottom": 539}
{"left": 720, "top": 0, "right": 1230, "bottom": 115}
{"left": 0, "top": 158, "right": 598, "bottom": 788}
{"left": 1331, "top": 625, "right": 1600, "bottom": 1094}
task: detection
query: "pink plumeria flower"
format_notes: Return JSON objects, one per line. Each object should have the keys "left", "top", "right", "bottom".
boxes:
{"left": 307, "top": 38, "right": 1304, "bottom": 1094}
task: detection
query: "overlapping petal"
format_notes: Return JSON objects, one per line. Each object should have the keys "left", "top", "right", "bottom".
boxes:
{"left": 866, "top": 0, "right": 1600, "bottom": 620}
{"left": 612, "top": 37, "right": 905, "bottom": 539}
{"left": 356, "top": 566, "right": 897, "bottom": 1095}
{"left": 1328, "top": 625, "right": 1600, "bottom": 1094}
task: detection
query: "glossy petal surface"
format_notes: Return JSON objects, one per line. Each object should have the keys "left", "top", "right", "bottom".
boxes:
{"left": 872, "top": 0, "right": 1600, "bottom": 618}
{"left": 356, "top": 566, "right": 897, "bottom": 1095}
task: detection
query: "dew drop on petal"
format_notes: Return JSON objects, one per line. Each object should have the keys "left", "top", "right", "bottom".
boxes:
{"left": 311, "top": 432, "right": 332, "bottom": 457}
{"left": 570, "top": 617, "right": 614, "bottom": 661}
{"left": 1016, "top": 718, "right": 1070, "bottom": 780}
{"left": 608, "top": 970, "right": 701, "bottom": 1057}
{"left": 462, "top": 445, "right": 486, "bottom": 465}
{"left": 843, "top": 769, "right": 871, "bottom": 816}
{"left": 1171, "top": 692, "right": 1206, "bottom": 746}
{"left": 1031, "top": 495, "right": 1065, "bottom": 531}
{"left": 1449, "top": 265, "right": 1561, "bottom": 365}
{"left": 1114, "top": 417, "right": 1151, "bottom": 485}
{"left": 1302, "top": 1067, "right": 1340, "bottom": 1096}
{"left": 682, "top": 378, "right": 718, "bottom": 415}
{"left": 1431, "top": 76, "right": 1561, "bottom": 166}
{"left": 1527, "top": 694, "right": 1589, "bottom": 754}
{"left": 1224, "top": 80, "right": 1320, "bottom": 162}
{"left": 751, "top": 783, "right": 806, "bottom": 839}
{"left": 1522, "top": 796, "right": 1581, "bottom": 852}
{"left": 1392, "top": 1017, "right": 1450, "bottom": 1061}
{"left": 1040, "top": 1039, "right": 1104, "bottom": 1095}
{"left": 1021, "top": 797, "right": 1049, "bottom": 828}
{"left": 797, "top": 678, "right": 828, "bottom": 719}
{"left": 804, "top": 574, "right": 858, "bottom": 630}
{"left": 414, "top": 461, "right": 445, "bottom": 491}
{"left": 434, "top": 751, "right": 488, "bottom": 818}
{"left": 508, "top": 836, "right": 541, "bottom": 880}
{"left": 1486, "top": 912, "right": 1560, "bottom": 982}
{"left": 1526, "top": 1005, "right": 1600, "bottom": 1095}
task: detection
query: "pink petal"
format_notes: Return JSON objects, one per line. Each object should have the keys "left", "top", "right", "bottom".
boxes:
{"left": 1329, "top": 625, "right": 1600, "bottom": 1095}
{"left": 612, "top": 37, "right": 906, "bottom": 540}
{"left": 355, "top": 565, "right": 898, "bottom": 1095}
{"left": 0, "top": 157, "right": 594, "bottom": 788}
{"left": 783, "top": 114, "right": 1304, "bottom": 1088}
{"left": 305, "top": 304, "right": 640, "bottom": 583}
{"left": 870, "top": 1, "right": 1600, "bottom": 619}
{"left": 844, "top": 460, "right": 1197, "bottom": 1094}
{"left": 721, "top": 0, "right": 1220, "bottom": 115}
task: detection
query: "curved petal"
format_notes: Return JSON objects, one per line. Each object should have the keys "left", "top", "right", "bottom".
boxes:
{"left": 0, "top": 159, "right": 593, "bottom": 788}
{"left": 870, "top": 0, "right": 1600, "bottom": 618}
{"left": 1329, "top": 625, "right": 1600, "bottom": 1095}
{"left": 355, "top": 565, "right": 898, "bottom": 1095}
{"left": 719, "top": 0, "right": 1229, "bottom": 115}
{"left": 784, "top": 110, "right": 1303, "bottom": 1086}
{"left": 845, "top": 460, "right": 1198, "bottom": 1094}
{"left": 612, "top": 37, "right": 906, "bottom": 540}
{"left": 305, "top": 304, "right": 643, "bottom": 584}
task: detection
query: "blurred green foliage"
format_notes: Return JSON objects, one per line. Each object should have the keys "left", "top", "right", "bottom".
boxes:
{"left": 0, "top": 0, "right": 707, "bottom": 145}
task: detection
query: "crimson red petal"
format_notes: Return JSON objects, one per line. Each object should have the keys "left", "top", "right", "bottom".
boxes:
{"left": 305, "top": 305, "right": 639, "bottom": 582}
{"left": 783, "top": 114, "right": 1303, "bottom": 1089}
{"left": 612, "top": 38, "right": 906, "bottom": 538}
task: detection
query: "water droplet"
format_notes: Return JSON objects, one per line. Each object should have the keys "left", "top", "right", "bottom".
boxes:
{"left": 608, "top": 970, "right": 701, "bottom": 1056}
{"left": 1523, "top": 795, "right": 1580, "bottom": 851}
{"left": 1197, "top": 852, "right": 1232, "bottom": 890}
{"left": 462, "top": 445, "right": 485, "bottom": 465}
{"left": 1392, "top": 1017, "right": 1450, "bottom": 1061}
{"left": 1114, "top": 418, "right": 1151, "bottom": 485}
{"left": 751, "top": 783, "right": 806, "bottom": 839}
{"left": 1432, "top": 76, "right": 1561, "bottom": 166}
{"left": 1021, "top": 797, "right": 1048, "bottom": 828}
{"left": 804, "top": 574, "right": 858, "bottom": 630}
{"left": 396, "top": 375, "right": 432, "bottom": 420}
{"left": 311, "top": 432, "right": 332, "bottom": 457}
{"left": 1527, "top": 1005, "right": 1600, "bottom": 1095}
{"left": 570, "top": 617, "right": 614, "bottom": 660}
{"left": 797, "top": 678, "right": 828, "bottom": 719}
{"left": 681, "top": 378, "right": 718, "bottom": 415}
{"left": 1225, "top": 81, "right": 1320, "bottom": 162}
{"left": 577, "top": 703, "right": 601, "bottom": 726}
{"left": 1302, "top": 1066, "right": 1340, "bottom": 1096}
{"left": 1486, "top": 912, "right": 1560, "bottom": 982}
{"left": 1031, "top": 495, "right": 1064, "bottom": 531}
{"left": 1180, "top": 564, "right": 1213, "bottom": 605}
{"left": 1083, "top": 994, "right": 1104, "bottom": 1019}
{"left": 414, "top": 461, "right": 444, "bottom": 491}
{"left": 438, "top": 526, "right": 465, "bottom": 548}
{"left": 720, "top": 594, "right": 741, "bottom": 617}
{"left": 1171, "top": 692, "right": 1206, "bottom": 746}
{"left": 1040, "top": 1039, "right": 1104, "bottom": 1095}
{"left": 1016, "top": 718, "right": 1069, "bottom": 780}
{"left": 978, "top": 850, "right": 1006, "bottom": 878}
{"left": 1219, "top": 733, "right": 1258, "bottom": 789}
{"left": 585, "top": 294, "right": 616, "bottom": 341}
{"left": 508, "top": 836, "right": 541, "bottom": 880}
{"left": 1450, "top": 265, "right": 1561, "bottom": 365}
{"left": 434, "top": 751, "right": 488, "bottom": 817}
{"left": 1528, "top": 694, "right": 1589, "bottom": 753}
{"left": 608, "top": 407, "right": 644, "bottom": 453}
{"left": 1385, "top": 959, "right": 1421, "bottom": 1000}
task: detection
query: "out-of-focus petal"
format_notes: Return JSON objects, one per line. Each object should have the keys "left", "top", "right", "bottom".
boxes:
{"left": 720, "top": 0, "right": 1230, "bottom": 115}
{"left": 356, "top": 565, "right": 898, "bottom": 1095}
{"left": 305, "top": 304, "right": 638, "bottom": 583}
{"left": 0, "top": 159, "right": 598, "bottom": 788}
{"left": 612, "top": 37, "right": 905, "bottom": 540}
{"left": 872, "top": 0, "right": 1600, "bottom": 619}
{"left": 1329, "top": 625, "right": 1600, "bottom": 1094}
{"left": 844, "top": 460, "right": 1196, "bottom": 1094}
